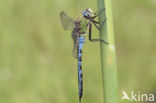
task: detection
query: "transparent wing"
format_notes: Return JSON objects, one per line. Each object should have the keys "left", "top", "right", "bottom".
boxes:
{"left": 71, "top": 31, "right": 78, "bottom": 59}
{"left": 60, "top": 11, "right": 75, "bottom": 31}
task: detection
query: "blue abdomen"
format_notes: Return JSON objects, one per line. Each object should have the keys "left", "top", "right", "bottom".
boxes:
{"left": 78, "top": 36, "right": 85, "bottom": 103}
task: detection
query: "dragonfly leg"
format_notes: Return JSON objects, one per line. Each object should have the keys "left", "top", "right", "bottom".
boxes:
{"left": 91, "top": 8, "right": 105, "bottom": 19}
{"left": 90, "top": 18, "right": 107, "bottom": 30}
{"left": 89, "top": 22, "right": 108, "bottom": 44}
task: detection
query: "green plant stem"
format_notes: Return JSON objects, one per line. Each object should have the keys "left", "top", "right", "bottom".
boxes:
{"left": 97, "top": 0, "right": 119, "bottom": 103}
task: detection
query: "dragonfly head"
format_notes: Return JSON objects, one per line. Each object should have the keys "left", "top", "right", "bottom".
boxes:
{"left": 82, "top": 8, "right": 95, "bottom": 18}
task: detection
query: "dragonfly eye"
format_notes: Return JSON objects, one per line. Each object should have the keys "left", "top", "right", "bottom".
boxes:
{"left": 82, "top": 11, "right": 89, "bottom": 17}
{"left": 82, "top": 11, "right": 86, "bottom": 16}
{"left": 85, "top": 13, "right": 91, "bottom": 17}
{"left": 86, "top": 13, "right": 89, "bottom": 16}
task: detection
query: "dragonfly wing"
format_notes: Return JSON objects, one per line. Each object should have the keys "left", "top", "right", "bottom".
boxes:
{"left": 72, "top": 31, "right": 78, "bottom": 59}
{"left": 60, "top": 11, "right": 75, "bottom": 31}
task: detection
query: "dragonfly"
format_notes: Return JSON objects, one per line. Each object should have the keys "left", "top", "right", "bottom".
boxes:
{"left": 60, "top": 8, "right": 108, "bottom": 103}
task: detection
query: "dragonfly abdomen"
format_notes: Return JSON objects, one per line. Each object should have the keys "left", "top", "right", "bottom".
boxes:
{"left": 78, "top": 36, "right": 85, "bottom": 103}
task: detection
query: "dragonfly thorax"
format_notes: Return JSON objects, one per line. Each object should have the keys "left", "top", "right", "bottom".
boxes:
{"left": 75, "top": 17, "right": 89, "bottom": 35}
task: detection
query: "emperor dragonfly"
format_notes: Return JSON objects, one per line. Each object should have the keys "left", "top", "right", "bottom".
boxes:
{"left": 60, "top": 8, "right": 108, "bottom": 103}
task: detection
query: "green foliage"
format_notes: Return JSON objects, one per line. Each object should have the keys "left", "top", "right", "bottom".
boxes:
{"left": 97, "top": 0, "right": 118, "bottom": 102}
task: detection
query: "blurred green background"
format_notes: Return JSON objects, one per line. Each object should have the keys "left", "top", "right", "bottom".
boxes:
{"left": 0, "top": 0, "right": 156, "bottom": 103}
